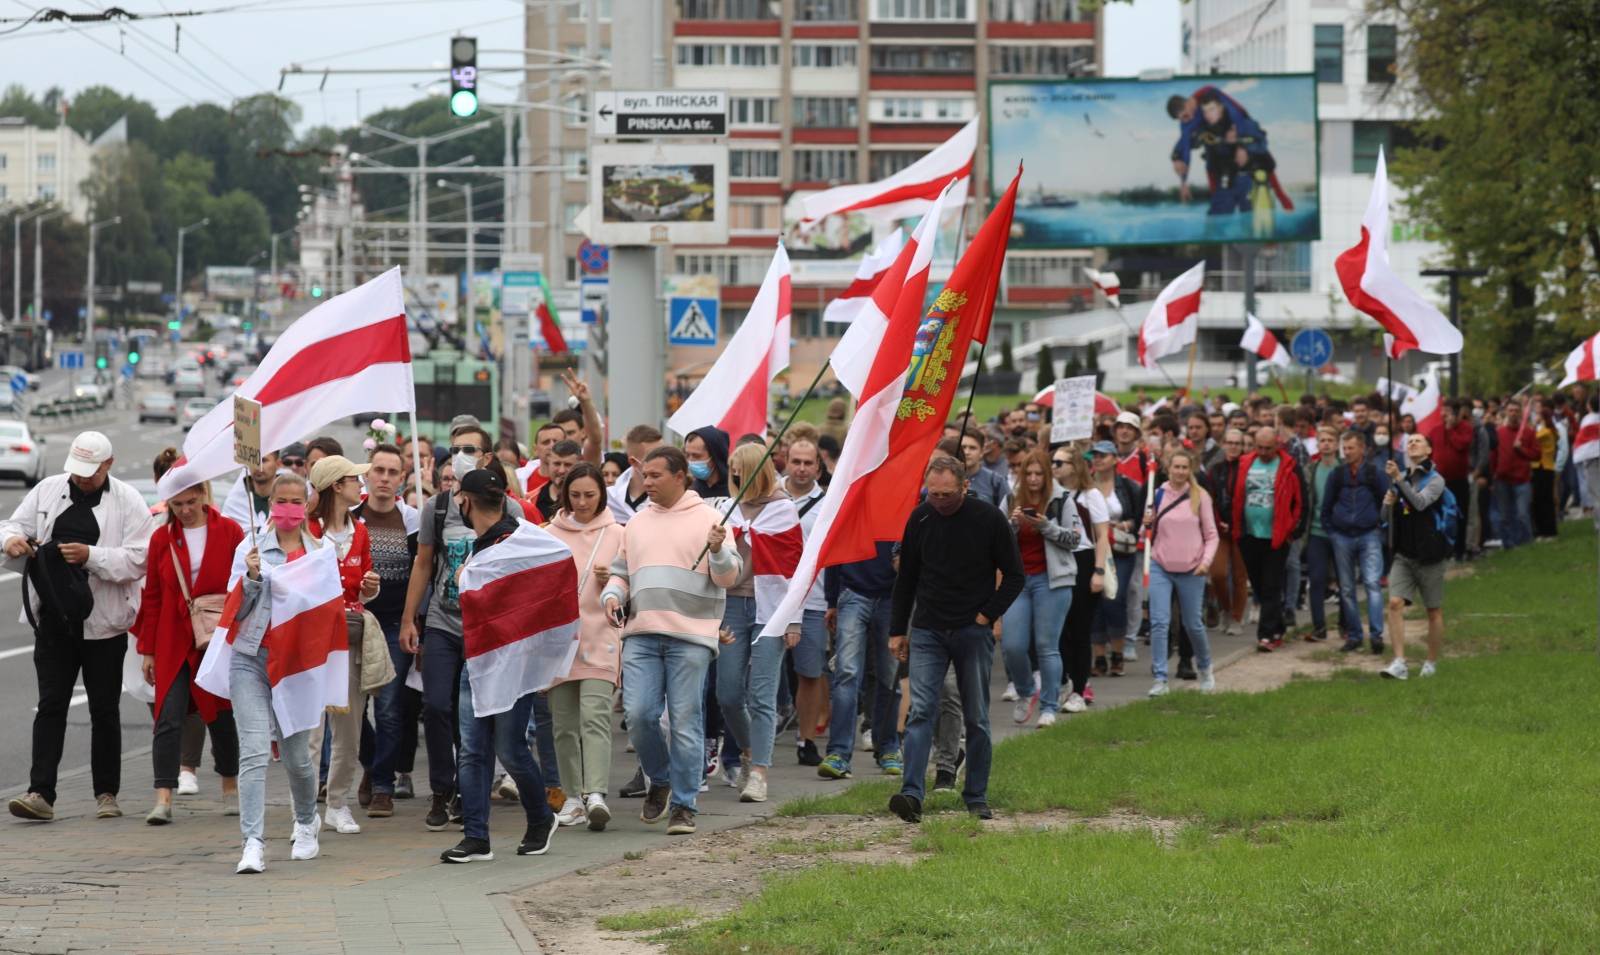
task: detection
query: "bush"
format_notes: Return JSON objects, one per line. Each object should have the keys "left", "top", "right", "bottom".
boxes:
{"left": 1034, "top": 344, "right": 1055, "bottom": 392}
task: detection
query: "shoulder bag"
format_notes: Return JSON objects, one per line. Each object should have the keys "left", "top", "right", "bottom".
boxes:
{"left": 171, "top": 543, "right": 227, "bottom": 650}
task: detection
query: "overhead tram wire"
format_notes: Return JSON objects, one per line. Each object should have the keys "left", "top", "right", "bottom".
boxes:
{"left": 8, "top": 0, "right": 197, "bottom": 103}
{"left": 146, "top": 0, "right": 261, "bottom": 91}
{"left": 73, "top": 0, "right": 241, "bottom": 102}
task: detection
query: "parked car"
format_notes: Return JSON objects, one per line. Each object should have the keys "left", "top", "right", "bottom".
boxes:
{"left": 139, "top": 390, "right": 179, "bottom": 424}
{"left": 181, "top": 396, "right": 215, "bottom": 431}
{"left": 173, "top": 362, "right": 206, "bottom": 398}
{"left": 0, "top": 419, "right": 46, "bottom": 486}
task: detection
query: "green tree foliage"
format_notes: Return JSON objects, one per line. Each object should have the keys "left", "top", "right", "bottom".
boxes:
{"left": 1375, "top": 0, "right": 1600, "bottom": 391}
{"left": 1035, "top": 343, "right": 1055, "bottom": 392}
{"left": 64, "top": 86, "right": 161, "bottom": 144}
{"left": 0, "top": 84, "right": 60, "bottom": 128}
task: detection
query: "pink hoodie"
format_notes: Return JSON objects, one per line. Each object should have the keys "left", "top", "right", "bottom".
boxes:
{"left": 1149, "top": 480, "right": 1219, "bottom": 574}
{"left": 600, "top": 489, "right": 742, "bottom": 652}
{"left": 545, "top": 508, "right": 625, "bottom": 684}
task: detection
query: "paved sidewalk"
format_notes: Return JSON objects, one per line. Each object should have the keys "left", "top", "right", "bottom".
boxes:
{"left": 0, "top": 625, "right": 1256, "bottom": 954}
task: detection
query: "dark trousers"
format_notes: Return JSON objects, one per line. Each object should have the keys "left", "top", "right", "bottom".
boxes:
{"left": 420, "top": 626, "right": 465, "bottom": 797}
{"left": 371, "top": 620, "right": 411, "bottom": 795}
{"left": 1238, "top": 536, "right": 1288, "bottom": 640}
{"left": 152, "top": 661, "right": 238, "bottom": 790}
{"left": 1445, "top": 478, "right": 1471, "bottom": 560}
{"left": 31, "top": 628, "right": 127, "bottom": 804}
{"left": 1532, "top": 469, "right": 1558, "bottom": 538}
{"left": 399, "top": 685, "right": 421, "bottom": 774}
{"left": 1305, "top": 535, "right": 1335, "bottom": 635}
{"left": 1059, "top": 550, "right": 1103, "bottom": 695}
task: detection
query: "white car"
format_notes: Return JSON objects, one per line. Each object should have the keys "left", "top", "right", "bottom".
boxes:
{"left": 73, "top": 375, "right": 109, "bottom": 407}
{"left": 139, "top": 390, "right": 179, "bottom": 424}
{"left": 173, "top": 363, "right": 206, "bottom": 398}
{"left": 181, "top": 397, "right": 215, "bottom": 431}
{"left": 0, "top": 419, "right": 45, "bottom": 486}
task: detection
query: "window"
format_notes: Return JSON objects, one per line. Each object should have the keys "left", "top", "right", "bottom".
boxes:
{"left": 871, "top": 46, "right": 974, "bottom": 73}
{"left": 729, "top": 96, "right": 779, "bottom": 126}
{"left": 879, "top": 98, "right": 923, "bottom": 120}
{"left": 870, "top": 150, "right": 922, "bottom": 179}
{"left": 793, "top": 148, "right": 857, "bottom": 182}
{"left": 0, "top": 185, "right": 6, "bottom": 201}
{"left": 677, "top": 42, "right": 781, "bottom": 67}
{"left": 1314, "top": 24, "right": 1343, "bottom": 83}
{"left": 673, "top": 252, "right": 774, "bottom": 286}
{"left": 0, "top": 154, "right": 7, "bottom": 170}
{"left": 793, "top": 44, "right": 857, "bottom": 68}
{"left": 577, "top": 0, "right": 612, "bottom": 18}
{"left": 1005, "top": 255, "right": 1088, "bottom": 287}
{"left": 874, "top": 97, "right": 974, "bottom": 122}
{"left": 1352, "top": 122, "right": 1389, "bottom": 174}
{"left": 565, "top": 257, "right": 581, "bottom": 283}
{"left": 989, "top": 43, "right": 1092, "bottom": 76}
{"left": 37, "top": 153, "right": 55, "bottom": 172}
{"left": 676, "top": 43, "right": 725, "bottom": 66}
{"left": 796, "top": 0, "right": 857, "bottom": 19}
{"left": 679, "top": 0, "right": 776, "bottom": 17}
{"left": 793, "top": 96, "right": 858, "bottom": 127}
{"left": 38, "top": 185, "right": 55, "bottom": 200}
{"left": 872, "top": 0, "right": 971, "bottom": 20}
{"left": 1366, "top": 24, "right": 1396, "bottom": 83}
{"left": 563, "top": 43, "right": 610, "bottom": 62}
{"left": 564, "top": 202, "right": 584, "bottom": 234}
{"left": 729, "top": 200, "right": 781, "bottom": 232}
{"left": 563, "top": 92, "right": 587, "bottom": 127}
{"left": 793, "top": 308, "right": 824, "bottom": 339}
{"left": 560, "top": 148, "right": 589, "bottom": 179}
{"left": 729, "top": 148, "right": 780, "bottom": 178}
{"left": 988, "top": 0, "right": 1083, "bottom": 20}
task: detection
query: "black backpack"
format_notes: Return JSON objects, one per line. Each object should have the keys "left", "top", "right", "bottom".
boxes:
{"left": 23, "top": 541, "right": 94, "bottom": 635}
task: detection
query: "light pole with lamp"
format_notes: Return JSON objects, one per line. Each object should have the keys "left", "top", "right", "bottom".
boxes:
{"left": 12, "top": 205, "right": 51, "bottom": 325}
{"left": 174, "top": 217, "right": 209, "bottom": 335}
{"left": 85, "top": 215, "right": 121, "bottom": 361}
{"left": 33, "top": 207, "right": 66, "bottom": 325}
{"left": 436, "top": 179, "right": 474, "bottom": 324}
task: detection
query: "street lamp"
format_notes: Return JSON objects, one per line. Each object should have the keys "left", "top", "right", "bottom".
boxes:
{"left": 33, "top": 207, "right": 66, "bottom": 325}
{"left": 174, "top": 217, "right": 209, "bottom": 332}
{"left": 437, "top": 178, "right": 474, "bottom": 324}
{"left": 86, "top": 215, "right": 122, "bottom": 353}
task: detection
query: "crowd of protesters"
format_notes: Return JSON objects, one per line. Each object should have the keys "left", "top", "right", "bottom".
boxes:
{"left": 5, "top": 375, "right": 1594, "bottom": 871}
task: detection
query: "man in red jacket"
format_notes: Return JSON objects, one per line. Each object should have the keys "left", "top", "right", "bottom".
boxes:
{"left": 1231, "top": 425, "right": 1306, "bottom": 651}
{"left": 1425, "top": 399, "right": 1475, "bottom": 561}
{"left": 1491, "top": 401, "right": 1540, "bottom": 549}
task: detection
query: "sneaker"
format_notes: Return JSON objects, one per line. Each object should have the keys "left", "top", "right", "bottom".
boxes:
{"left": 367, "top": 793, "right": 394, "bottom": 818}
{"left": 796, "top": 739, "right": 822, "bottom": 766}
{"left": 1123, "top": 644, "right": 1139, "bottom": 662}
{"left": 1198, "top": 667, "right": 1216, "bottom": 693}
{"left": 1340, "top": 637, "right": 1364, "bottom": 653}
{"left": 291, "top": 815, "right": 321, "bottom": 860}
{"left": 495, "top": 774, "right": 519, "bottom": 802}
{"left": 1420, "top": 660, "right": 1437, "bottom": 678}
{"left": 720, "top": 763, "right": 741, "bottom": 789}
{"left": 968, "top": 802, "right": 994, "bottom": 821}
{"left": 448, "top": 793, "right": 464, "bottom": 826}
{"left": 859, "top": 727, "right": 873, "bottom": 752}
{"left": 888, "top": 792, "right": 922, "bottom": 824}
{"left": 1012, "top": 690, "right": 1039, "bottom": 725}
{"left": 1370, "top": 638, "right": 1385, "bottom": 657}
{"left": 932, "top": 770, "right": 958, "bottom": 793}
{"left": 176, "top": 770, "right": 200, "bottom": 796}
{"left": 1223, "top": 621, "right": 1241, "bottom": 637}
{"left": 1308, "top": 629, "right": 1327, "bottom": 643}
{"left": 640, "top": 785, "right": 671, "bottom": 824}
{"left": 518, "top": 815, "right": 556, "bottom": 855}
{"left": 8, "top": 792, "right": 53, "bottom": 821}
{"left": 704, "top": 739, "right": 720, "bottom": 780}
{"left": 357, "top": 771, "right": 372, "bottom": 809}
{"left": 740, "top": 769, "right": 769, "bottom": 803}
{"left": 223, "top": 794, "right": 240, "bottom": 817}
{"left": 1081, "top": 685, "right": 1095, "bottom": 705}
{"left": 236, "top": 838, "right": 266, "bottom": 874}
{"left": 325, "top": 805, "right": 362, "bottom": 834}
{"left": 817, "top": 754, "right": 852, "bottom": 780}
{"left": 1176, "top": 659, "right": 1197, "bottom": 681}
{"left": 667, "top": 806, "right": 697, "bottom": 835}
{"left": 1257, "top": 638, "right": 1274, "bottom": 653}
{"left": 1147, "top": 680, "right": 1169, "bottom": 698}
{"left": 96, "top": 794, "right": 122, "bottom": 819}
{"left": 878, "top": 751, "right": 904, "bottom": 776}
{"left": 585, "top": 793, "right": 611, "bottom": 832}
{"left": 145, "top": 802, "right": 173, "bottom": 826}
{"left": 620, "top": 767, "right": 649, "bottom": 798}
{"left": 425, "top": 793, "right": 451, "bottom": 831}
{"left": 440, "top": 837, "right": 493, "bottom": 863}
{"left": 1381, "top": 657, "right": 1409, "bottom": 681}
{"left": 1063, "top": 692, "right": 1087, "bottom": 714}
{"left": 1036, "top": 711, "right": 1057, "bottom": 729}
{"left": 555, "top": 797, "right": 586, "bottom": 828}
{"left": 1000, "top": 681, "right": 1019, "bottom": 702}
{"left": 394, "top": 773, "right": 415, "bottom": 800}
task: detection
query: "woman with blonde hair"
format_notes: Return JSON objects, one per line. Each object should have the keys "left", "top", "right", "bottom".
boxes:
{"left": 1052, "top": 441, "right": 1111, "bottom": 714}
{"left": 1142, "top": 448, "right": 1219, "bottom": 696}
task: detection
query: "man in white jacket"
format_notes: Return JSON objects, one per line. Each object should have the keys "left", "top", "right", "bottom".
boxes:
{"left": 2, "top": 432, "right": 156, "bottom": 822}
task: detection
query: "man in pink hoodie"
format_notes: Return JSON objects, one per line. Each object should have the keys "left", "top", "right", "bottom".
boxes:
{"left": 602, "top": 446, "right": 741, "bottom": 837}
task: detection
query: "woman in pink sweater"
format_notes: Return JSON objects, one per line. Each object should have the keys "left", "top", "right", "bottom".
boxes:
{"left": 1141, "top": 449, "right": 1220, "bottom": 696}
{"left": 544, "top": 463, "right": 624, "bottom": 833}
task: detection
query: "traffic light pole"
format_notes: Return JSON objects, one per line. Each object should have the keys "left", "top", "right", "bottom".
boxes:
{"left": 86, "top": 216, "right": 121, "bottom": 358}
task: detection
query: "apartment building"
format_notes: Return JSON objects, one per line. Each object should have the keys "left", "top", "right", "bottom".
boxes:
{"left": 0, "top": 118, "right": 104, "bottom": 220}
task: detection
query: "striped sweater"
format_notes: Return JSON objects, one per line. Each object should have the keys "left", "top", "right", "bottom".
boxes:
{"left": 601, "top": 490, "right": 742, "bottom": 652}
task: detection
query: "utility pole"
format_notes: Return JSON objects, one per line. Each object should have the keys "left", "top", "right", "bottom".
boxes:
{"left": 360, "top": 121, "right": 488, "bottom": 283}
{"left": 1243, "top": 247, "right": 1258, "bottom": 394}
{"left": 175, "top": 217, "right": 210, "bottom": 336}
{"left": 438, "top": 180, "right": 475, "bottom": 324}
{"left": 1420, "top": 267, "right": 1486, "bottom": 398}
{"left": 13, "top": 205, "right": 52, "bottom": 325}
{"left": 33, "top": 208, "right": 67, "bottom": 327}
{"left": 86, "top": 215, "right": 121, "bottom": 353}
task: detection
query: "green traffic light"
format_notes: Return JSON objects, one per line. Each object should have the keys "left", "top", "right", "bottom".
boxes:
{"left": 450, "top": 89, "right": 479, "bottom": 118}
{"left": 96, "top": 356, "right": 108, "bottom": 370}
{"left": 128, "top": 351, "right": 140, "bottom": 365}
{"left": 311, "top": 285, "right": 324, "bottom": 299}
{"left": 167, "top": 320, "right": 181, "bottom": 330}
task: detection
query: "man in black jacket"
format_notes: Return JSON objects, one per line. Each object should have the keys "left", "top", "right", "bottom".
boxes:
{"left": 1380, "top": 434, "right": 1449, "bottom": 681}
{"left": 887, "top": 456, "right": 1024, "bottom": 824}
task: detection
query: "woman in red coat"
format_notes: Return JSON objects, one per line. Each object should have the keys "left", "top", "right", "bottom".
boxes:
{"left": 134, "top": 484, "right": 246, "bottom": 824}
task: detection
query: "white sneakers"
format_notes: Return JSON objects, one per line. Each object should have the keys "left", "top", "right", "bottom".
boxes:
{"left": 291, "top": 814, "right": 321, "bottom": 860}
{"left": 1063, "top": 692, "right": 1087, "bottom": 714}
{"left": 1381, "top": 658, "right": 1410, "bottom": 681}
{"left": 177, "top": 770, "right": 200, "bottom": 796}
{"left": 740, "top": 768, "right": 768, "bottom": 803}
{"left": 1420, "top": 660, "right": 1437, "bottom": 678}
{"left": 1036, "top": 711, "right": 1057, "bottom": 729}
{"left": 1147, "top": 680, "right": 1170, "bottom": 698}
{"left": 1122, "top": 645, "right": 1139, "bottom": 663}
{"left": 1001, "top": 682, "right": 1019, "bottom": 702}
{"left": 325, "top": 805, "right": 361, "bottom": 834}
{"left": 236, "top": 838, "right": 266, "bottom": 874}
{"left": 495, "top": 774, "right": 520, "bottom": 801}
{"left": 556, "top": 796, "right": 587, "bottom": 827}
{"left": 1012, "top": 691, "right": 1039, "bottom": 725}
{"left": 584, "top": 792, "right": 611, "bottom": 832}
{"left": 1199, "top": 667, "right": 1216, "bottom": 693}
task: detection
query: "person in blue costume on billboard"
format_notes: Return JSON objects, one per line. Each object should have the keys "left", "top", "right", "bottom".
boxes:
{"left": 1167, "top": 86, "right": 1295, "bottom": 221}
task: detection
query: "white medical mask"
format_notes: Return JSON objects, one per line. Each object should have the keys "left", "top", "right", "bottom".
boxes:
{"left": 451, "top": 451, "right": 478, "bottom": 480}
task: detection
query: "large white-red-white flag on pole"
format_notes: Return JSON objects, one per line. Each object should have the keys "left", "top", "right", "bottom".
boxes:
{"left": 158, "top": 267, "right": 413, "bottom": 500}
{"left": 1400, "top": 371, "right": 1443, "bottom": 433}
{"left": 1335, "top": 149, "right": 1462, "bottom": 358}
{"left": 1572, "top": 411, "right": 1600, "bottom": 465}
{"left": 1138, "top": 262, "right": 1205, "bottom": 369}
{"left": 668, "top": 243, "right": 791, "bottom": 441}
{"left": 1240, "top": 313, "right": 1291, "bottom": 368}
{"left": 823, "top": 229, "right": 904, "bottom": 326}
{"left": 458, "top": 523, "right": 580, "bottom": 717}
{"left": 797, "top": 119, "right": 975, "bottom": 224}
{"left": 1558, "top": 331, "right": 1600, "bottom": 388}
{"left": 1084, "top": 267, "right": 1121, "bottom": 308}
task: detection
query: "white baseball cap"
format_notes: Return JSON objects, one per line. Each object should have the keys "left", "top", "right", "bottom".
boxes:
{"left": 1114, "top": 411, "right": 1143, "bottom": 431}
{"left": 65, "top": 431, "right": 113, "bottom": 478}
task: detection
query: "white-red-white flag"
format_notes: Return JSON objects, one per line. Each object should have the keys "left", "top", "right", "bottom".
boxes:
{"left": 194, "top": 545, "right": 349, "bottom": 738}
{"left": 668, "top": 243, "right": 791, "bottom": 442}
{"left": 798, "top": 119, "right": 975, "bottom": 224}
{"left": 159, "top": 268, "right": 413, "bottom": 500}
{"left": 459, "top": 522, "right": 580, "bottom": 717}
{"left": 1241, "top": 313, "right": 1291, "bottom": 368}
{"left": 1400, "top": 371, "right": 1443, "bottom": 433}
{"left": 1381, "top": 333, "right": 1407, "bottom": 361}
{"left": 1558, "top": 331, "right": 1600, "bottom": 388}
{"left": 1572, "top": 411, "right": 1600, "bottom": 465}
{"left": 823, "top": 229, "right": 904, "bottom": 326}
{"left": 717, "top": 497, "right": 804, "bottom": 630}
{"left": 1138, "top": 262, "right": 1205, "bottom": 369}
{"left": 1335, "top": 150, "right": 1462, "bottom": 357}
{"left": 1084, "top": 267, "right": 1121, "bottom": 308}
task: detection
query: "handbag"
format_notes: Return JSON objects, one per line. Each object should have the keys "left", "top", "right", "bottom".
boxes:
{"left": 358, "top": 609, "right": 396, "bottom": 693}
{"left": 171, "top": 543, "right": 225, "bottom": 650}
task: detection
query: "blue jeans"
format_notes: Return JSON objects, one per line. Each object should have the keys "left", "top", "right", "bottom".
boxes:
{"left": 622, "top": 634, "right": 712, "bottom": 813}
{"left": 715, "top": 595, "right": 786, "bottom": 767}
{"left": 1094, "top": 553, "right": 1135, "bottom": 639}
{"left": 999, "top": 573, "right": 1070, "bottom": 713}
{"left": 899, "top": 624, "right": 993, "bottom": 806}
{"left": 1305, "top": 535, "right": 1334, "bottom": 634}
{"left": 370, "top": 620, "right": 410, "bottom": 795}
{"left": 231, "top": 646, "right": 318, "bottom": 844}
{"left": 826, "top": 589, "right": 901, "bottom": 765}
{"left": 1283, "top": 535, "right": 1305, "bottom": 623}
{"left": 1330, "top": 529, "right": 1385, "bottom": 641}
{"left": 420, "top": 626, "right": 464, "bottom": 797}
{"left": 1147, "top": 563, "right": 1212, "bottom": 681}
{"left": 1493, "top": 481, "right": 1532, "bottom": 549}
{"left": 457, "top": 672, "right": 552, "bottom": 843}
{"left": 526, "top": 693, "right": 560, "bottom": 788}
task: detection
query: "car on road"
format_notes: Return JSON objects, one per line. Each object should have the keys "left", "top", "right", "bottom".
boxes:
{"left": 224, "top": 365, "right": 257, "bottom": 390}
{"left": 173, "top": 361, "right": 206, "bottom": 398}
{"left": 72, "top": 374, "right": 110, "bottom": 407}
{"left": 181, "top": 396, "right": 215, "bottom": 431}
{"left": 0, "top": 419, "right": 45, "bottom": 486}
{"left": 136, "top": 357, "right": 167, "bottom": 380}
{"left": 139, "top": 390, "right": 179, "bottom": 424}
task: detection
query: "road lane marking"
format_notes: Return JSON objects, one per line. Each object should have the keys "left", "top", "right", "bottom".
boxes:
{"left": 0, "top": 644, "right": 31, "bottom": 661}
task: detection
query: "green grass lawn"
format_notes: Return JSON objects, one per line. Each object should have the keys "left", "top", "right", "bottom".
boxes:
{"left": 671, "top": 523, "right": 1600, "bottom": 954}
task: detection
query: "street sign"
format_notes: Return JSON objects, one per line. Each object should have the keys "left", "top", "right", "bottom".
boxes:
{"left": 233, "top": 395, "right": 262, "bottom": 470}
{"left": 126, "top": 280, "right": 162, "bottom": 295}
{"left": 1290, "top": 328, "right": 1334, "bottom": 369}
{"left": 580, "top": 277, "right": 608, "bottom": 325}
{"left": 8, "top": 373, "right": 26, "bottom": 394}
{"left": 593, "top": 90, "right": 727, "bottom": 138}
{"left": 500, "top": 271, "right": 540, "bottom": 316}
{"left": 578, "top": 239, "right": 609, "bottom": 274}
{"left": 668, "top": 296, "right": 718, "bottom": 347}
{"left": 57, "top": 350, "right": 84, "bottom": 370}
{"left": 121, "top": 364, "right": 134, "bottom": 380}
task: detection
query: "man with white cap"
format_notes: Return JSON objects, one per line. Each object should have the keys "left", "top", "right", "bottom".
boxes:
{"left": 2, "top": 432, "right": 157, "bottom": 822}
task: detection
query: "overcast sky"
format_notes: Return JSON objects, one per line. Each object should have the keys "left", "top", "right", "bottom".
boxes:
{"left": 2, "top": 0, "right": 1179, "bottom": 136}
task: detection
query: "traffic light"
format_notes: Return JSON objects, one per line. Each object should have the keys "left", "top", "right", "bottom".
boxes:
{"left": 128, "top": 351, "right": 140, "bottom": 365}
{"left": 95, "top": 356, "right": 108, "bottom": 370}
{"left": 449, "top": 37, "right": 479, "bottom": 118}
{"left": 166, "top": 319, "right": 181, "bottom": 331}
{"left": 311, "top": 284, "right": 324, "bottom": 299}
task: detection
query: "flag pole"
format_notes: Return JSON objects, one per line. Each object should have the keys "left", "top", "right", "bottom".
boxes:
{"left": 1387, "top": 354, "right": 1397, "bottom": 448}
{"left": 1106, "top": 302, "right": 1183, "bottom": 392}
{"left": 1184, "top": 338, "right": 1200, "bottom": 398}
{"left": 408, "top": 408, "right": 425, "bottom": 503}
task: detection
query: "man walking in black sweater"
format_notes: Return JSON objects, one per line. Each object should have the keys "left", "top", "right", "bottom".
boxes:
{"left": 888, "top": 456, "right": 1024, "bottom": 824}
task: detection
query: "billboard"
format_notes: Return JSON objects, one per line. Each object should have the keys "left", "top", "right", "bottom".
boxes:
{"left": 989, "top": 74, "right": 1320, "bottom": 247}
{"left": 205, "top": 266, "right": 258, "bottom": 301}
{"left": 589, "top": 142, "right": 729, "bottom": 246}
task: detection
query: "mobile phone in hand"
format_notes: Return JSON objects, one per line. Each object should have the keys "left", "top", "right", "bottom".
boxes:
{"left": 1021, "top": 507, "right": 1038, "bottom": 518}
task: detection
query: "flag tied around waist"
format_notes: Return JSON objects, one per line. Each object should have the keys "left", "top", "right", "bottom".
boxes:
{"left": 721, "top": 497, "right": 804, "bottom": 630}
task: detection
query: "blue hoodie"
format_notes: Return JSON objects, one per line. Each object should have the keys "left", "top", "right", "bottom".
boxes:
{"left": 688, "top": 425, "right": 730, "bottom": 499}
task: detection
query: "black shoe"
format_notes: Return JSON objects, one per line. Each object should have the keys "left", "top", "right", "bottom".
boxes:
{"left": 619, "top": 767, "right": 648, "bottom": 798}
{"left": 967, "top": 802, "right": 993, "bottom": 821}
{"left": 517, "top": 815, "right": 556, "bottom": 856}
{"left": 667, "top": 806, "right": 696, "bottom": 835}
{"left": 394, "top": 774, "right": 415, "bottom": 800}
{"left": 425, "top": 793, "right": 450, "bottom": 832}
{"left": 888, "top": 792, "right": 922, "bottom": 824}
{"left": 447, "top": 793, "right": 464, "bottom": 827}
{"left": 932, "top": 770, "right": 957, "bottom": 792}
{"left": 1370, "top": 638, "right": 1385, "bottom": 657}
{"left": 440, "top": 837, "right": 493, "bottom": 863}
{"left": 640, "top": 784, "right": 670, "bottom": 824}
{"left": 797, "top": 739, "right": 822, "bottom": 767}
{"left": 1176, "top": 659, "right": 1197, "bottom": 681}
{"left": 1340, "top": 637, "right": 1363, "bottom": 653}
{"left": 1093, "top": 655, "right": 1108, "bottom": 677}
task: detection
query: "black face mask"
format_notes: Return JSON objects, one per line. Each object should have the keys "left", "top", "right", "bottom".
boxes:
{"left": 458, "top": 502, "right": 472, "bottom": 526}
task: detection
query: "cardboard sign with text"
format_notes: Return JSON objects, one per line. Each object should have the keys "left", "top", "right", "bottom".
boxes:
{"left": 233, "top": 395, "right": 262, "bottom": 469}
{"left": 1050, "top": 375, "right": 1097, "bottom": 444}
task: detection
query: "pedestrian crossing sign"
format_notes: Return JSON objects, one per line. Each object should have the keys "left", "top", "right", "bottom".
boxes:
{"left": 669, "top": 296, "right": 718, "bottom": 347}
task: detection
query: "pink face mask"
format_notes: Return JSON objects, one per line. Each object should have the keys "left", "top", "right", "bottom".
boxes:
{"left": 269, "top": 501, "right": 305, "bottom": 532}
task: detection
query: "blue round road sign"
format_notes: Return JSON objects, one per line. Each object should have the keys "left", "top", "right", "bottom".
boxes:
{"left": 1290, "top": 328, "right": 1334, "bottom": 369}
{"left": 9, "top": 373, "right": 25, "bottom": 394}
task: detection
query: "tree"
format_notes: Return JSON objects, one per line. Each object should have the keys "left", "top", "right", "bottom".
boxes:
{"left": 0, "top": 84, "right": 59, "bottom": 127}
{"left": 81, "top": 143, "right": 171, "bottom": 316}
{"left": 199, "top": 190, "right": 271, "bottom": 269}
{"left": 998, "top": 336, "right": 1016, "bottom": 372}
{"left": 1374, "top": 0, "right": 1600, "bottom": 391}
{"left": 65, "top": 86, "right": 162, "bottom": 144}
{"left": 1035, "top": 343, "right": 1056, "bottom": 392}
